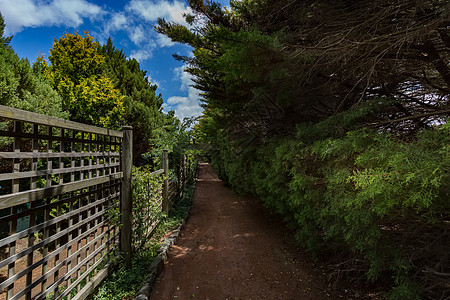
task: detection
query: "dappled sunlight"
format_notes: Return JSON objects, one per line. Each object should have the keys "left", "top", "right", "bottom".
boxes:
{"left": 232, "top": 232, "right": 255, "bottom": 239}
{"left": 171, "top": 245, "right": 192, "bottom": 259}
{"left": 198, "top": 245, "right": 214, "bottom": 251}
{"left": 152, "top": 161, "right": 341, "bottom": 299}
{"left": 196, "top": 178, "right": 222, "bottom": 182}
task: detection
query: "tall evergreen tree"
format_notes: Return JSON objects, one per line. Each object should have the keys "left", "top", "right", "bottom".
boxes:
{"left": 0, "top": 12, "right": 11, "bottom": 47}
{"left": 101, "top": 38, "right": 164, "bottom": 164}
{"left": 157, "top": 0, "right": 450, "bottom": 137}
{"left": 0, "top": 13, "right": 67, "bottom": 119}
{"left": 157, "top": 1, "right": 450, "bottom": 297}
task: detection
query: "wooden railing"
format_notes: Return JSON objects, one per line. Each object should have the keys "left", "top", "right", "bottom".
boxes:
{"left": 0, "top": 105, "right": 196, "bottom": 300}
{"left": 0, "top": 105, "right": 124, "bottom": 300}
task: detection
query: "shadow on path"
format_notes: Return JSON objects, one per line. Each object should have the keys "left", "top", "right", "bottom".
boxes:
{"left": 151, "top": 162, "right": 338, "bottom": 299}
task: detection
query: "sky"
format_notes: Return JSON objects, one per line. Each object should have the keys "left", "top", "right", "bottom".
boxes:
{"left": 0, "top": 0, "right": 229, "bottom": 121}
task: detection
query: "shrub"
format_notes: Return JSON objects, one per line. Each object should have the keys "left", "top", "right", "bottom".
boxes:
{"left": 210, "top": 120, "right": 449, "bottom": 297}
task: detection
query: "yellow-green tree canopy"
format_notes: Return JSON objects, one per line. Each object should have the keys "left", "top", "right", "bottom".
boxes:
{"left": 49, "top": 31, "right": 105, "bottom": 84}
{"left": 34, "top": 32, "right": 166, "bottom": 164}
{"left": 72, "top": 76, "right": 125, "bottom": 129}
{"left": 36, "top": 32, "right": 125, "bottom": 129}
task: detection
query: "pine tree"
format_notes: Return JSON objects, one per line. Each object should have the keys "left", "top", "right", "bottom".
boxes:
{"left": 0, "top": 13, "right": 67, "bottom": 118}
{"left": 101, "top": 37, "right": 164, "bottom": 164}
{"left": 0, "top": 12, "right": 12, "bottom": 47}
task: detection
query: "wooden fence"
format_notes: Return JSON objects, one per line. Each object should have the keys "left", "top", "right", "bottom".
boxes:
{"left": 0, "top": 105, "right": 185, "bottom": 300}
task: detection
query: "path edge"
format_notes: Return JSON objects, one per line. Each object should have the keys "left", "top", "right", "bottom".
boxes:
{"left": 134, "top": 173, "right": 198, "bottom": 300}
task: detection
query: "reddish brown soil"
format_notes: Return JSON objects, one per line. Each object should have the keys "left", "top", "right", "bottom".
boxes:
{"left": 151, "top": 163, "right": 344, "bottom": 299}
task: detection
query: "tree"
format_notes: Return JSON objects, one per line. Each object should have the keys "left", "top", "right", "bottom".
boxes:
{"left": 49, "top": 31, "right": 105, "bottom": 83}
{"left": 144, "top": 111, "right": 194, "bottom": 174}
{"left": 72, "top": 76, "right": 124, "bottom": 128}
{"left": 157, "top": 0, "right": 450, "bottom": 138}
{"left": 101, "top": 38, "right": 164, "bottom": 164}
{"left": 35, "top": 33, "right": 170, "bottom": 162}
{"left": 35, "top": 32, "right": 125, "bottom": 129}
{"left": 0, "top": 13, "right": 67, "bottom": 119}
{"left": 156, "top": 1, "right": 450, "bottom": 297}
{"left": 0, "top": 12, "right": 11, "bottom": 47}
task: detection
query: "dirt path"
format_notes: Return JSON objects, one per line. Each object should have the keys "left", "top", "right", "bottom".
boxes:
{"left": 151, "top": 163, "right": 340, "bottom": 299}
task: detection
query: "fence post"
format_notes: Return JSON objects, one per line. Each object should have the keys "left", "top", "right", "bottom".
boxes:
{"left": 121, "top": 126, "right": 133, "bottom": 267}
{"left": 162, "top": 149, "right": 169, "bottom": 215}
{"left": 183, "top": 154, "right": 187, "bottom": 191}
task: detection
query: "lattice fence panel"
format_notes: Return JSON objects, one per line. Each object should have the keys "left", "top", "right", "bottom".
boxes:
{"left": 0, "top": 106, "right": 123, "bottom": 300}
{"left": 131, "top": 170, "right": 164, "bottom": 252}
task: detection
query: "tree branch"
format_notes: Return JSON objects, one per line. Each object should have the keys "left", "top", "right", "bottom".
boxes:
{"left": 370, "top": 109, "right": 450, "bottom": 126}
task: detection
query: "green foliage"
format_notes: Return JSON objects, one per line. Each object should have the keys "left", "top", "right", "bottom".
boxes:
{"left": 169, "top": 182, "right": 195, "bottom": 220}
{"left": 0, "top": 14, "right": 67, "bottom": 119}
{"left": 35, "top": 32, "right": 125, "bottom": 129}
{"left": 160, "top": 0, "right": 449, "bottom": 297}
{"left": 132, "top": 166, "right": 165, "bottom": 250}
{"left": 49, "top": 31, "right": 105, "bottom": 83}
{"left": 94, "top": 244, "right": 159, "bottom": 300}
{"left": 144, "top": 112, "right": 195, "bottom": 169}
{"left": 388, "top": 277, "right": 421, "bottom": 300}
{"left": 217, "top": 28, "right": 286, "bottom": 87}
{"left": 101, "top": 38, "right": 163, "bottom": 163}
{"left": 33, "top": 32, "right": 165, "bottom": 153}
{"left": 71, "top": 75, "right": 125, "bottom": 129}
{"left": 0, "top": 12, "right": 11, "bottom": 46}
{"left": 208, "top": 118, "right": 449, "bottom": 296}
{"left": 95, "top": 178, "right": 197, "bottom": 300}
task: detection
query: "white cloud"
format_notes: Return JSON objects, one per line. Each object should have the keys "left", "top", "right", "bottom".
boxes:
{"left": 156, "top": 33, "right": 175, "bottom": 47}
{"left": 99, "top": 0, "right": 183, "bottom": 50}
{"left": 129, "top": 25, "right": 146, "bottom": 45}
{"left": 166, "top": 93, "right": 203, "bottom": 120}
{"left": 125, "top": 0, "right": 192, "bottom": 48}
{"left": 0, "top": 0, "right": 103, "bottom": 35}
{"left": 100, "top": 12, "right": 143, "bottom": 46}
{"left": 96, "top": 12, "right": 129, "bottom": 44}
{"left": 109, "top": 12, "right": 128, "bottom": 31}
{"left": 174, "top": 65, "right": 193, "bottom": 91}
{"left": 130, "top": 49, "right": 152, "bottom": 62}
{"left": 167, "top": 96, "right": 187, "bottom": 105}
{"left": 127, "top": 0, "right": 192, "bottom": 25}
{"left": 130, "top": 40, "right": 156, "bottom": 62}
{"left": 165, "top": 65, "right": 203, "bottom": 120}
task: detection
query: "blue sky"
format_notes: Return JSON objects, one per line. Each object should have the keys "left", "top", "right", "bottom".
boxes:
{"left": 0, "top": 0, "right": 229, "bottom": 120}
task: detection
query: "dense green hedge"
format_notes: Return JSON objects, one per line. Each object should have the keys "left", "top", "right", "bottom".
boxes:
{"left": 211, "top": 120, "right": 449, "bottom": 299}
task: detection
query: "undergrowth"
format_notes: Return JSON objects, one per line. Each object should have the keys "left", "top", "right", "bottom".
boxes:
{"left": 93, "top": 183, "right": 196, "bottom": 300}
